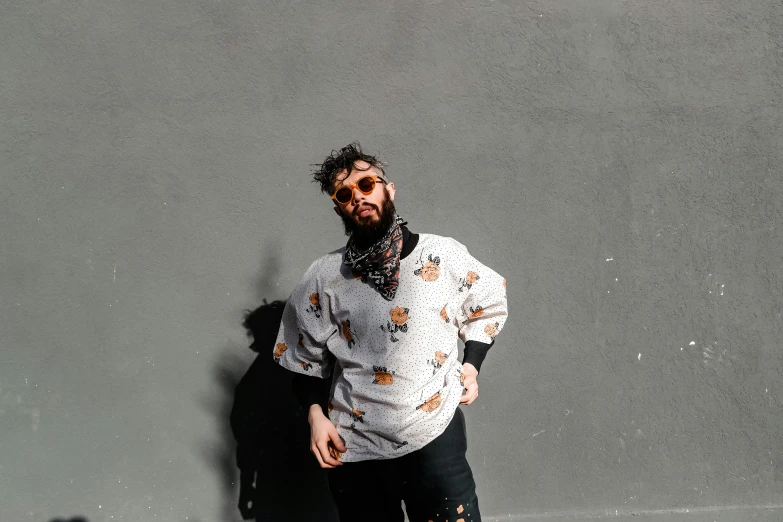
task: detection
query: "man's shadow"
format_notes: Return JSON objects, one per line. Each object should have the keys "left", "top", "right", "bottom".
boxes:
{"left": 231, "top": 300, "right": 338, "bottom": 521}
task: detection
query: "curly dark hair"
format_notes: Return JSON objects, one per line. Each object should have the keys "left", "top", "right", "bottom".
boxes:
{"left": 312, "top": 142, "right": 388, "bottom": 195}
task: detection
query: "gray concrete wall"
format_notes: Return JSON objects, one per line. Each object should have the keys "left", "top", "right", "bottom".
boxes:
{"left": 2, "top": 0, "right": 781, "bottom": 521}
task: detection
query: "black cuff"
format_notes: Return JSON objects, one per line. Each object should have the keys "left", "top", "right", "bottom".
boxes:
{"left": 462, "top": 340, "right": 493, "bottom": 373}
{"left": 292, "top": 373, "right": 330, "bottom": 415}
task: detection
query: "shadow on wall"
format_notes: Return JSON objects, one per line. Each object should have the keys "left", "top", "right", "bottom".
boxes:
{"left": 48, "top": 518, "right": 88, "bottom": 522}
{"left": 202, "top": 344, "right": 248, "bottom": 522}
{"left": 203, "top": 299, "right": 338, "bottom": 522}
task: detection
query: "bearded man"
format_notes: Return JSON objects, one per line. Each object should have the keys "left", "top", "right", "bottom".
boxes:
{"left": 273, "top": 142, "right": 508, "bottom": 522}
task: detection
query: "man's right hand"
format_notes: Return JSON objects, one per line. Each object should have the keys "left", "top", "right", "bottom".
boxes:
{"left": 308, "top": 404, "right": 346, "bottom": 468}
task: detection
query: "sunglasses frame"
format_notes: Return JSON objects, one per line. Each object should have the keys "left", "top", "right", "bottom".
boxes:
{"left": 330, "top": 174, "right": 387, "bottom": 205}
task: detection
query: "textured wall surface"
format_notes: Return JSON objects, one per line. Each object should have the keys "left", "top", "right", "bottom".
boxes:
{"left": 1, "top": 0, "right": 781, "bottom": 521}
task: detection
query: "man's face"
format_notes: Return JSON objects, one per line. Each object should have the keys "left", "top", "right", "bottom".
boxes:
{"left": 332, "top": 160, "right": 397, "bottom": 240}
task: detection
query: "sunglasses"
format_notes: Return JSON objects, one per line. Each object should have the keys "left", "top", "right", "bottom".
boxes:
{"left": 330, "top": 175, "right": 386, "bottom": 205}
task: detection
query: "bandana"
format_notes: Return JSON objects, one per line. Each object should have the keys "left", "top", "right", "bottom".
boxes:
{"left": 343, "top": 215, "right": 406, "bottom": 301}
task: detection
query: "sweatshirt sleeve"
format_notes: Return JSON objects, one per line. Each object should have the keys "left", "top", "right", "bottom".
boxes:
{"left": 273, "top": 258, "right": 338, "bottom": 379}
{"left": 446, "top": 239, "right": 509, "bottom": 346}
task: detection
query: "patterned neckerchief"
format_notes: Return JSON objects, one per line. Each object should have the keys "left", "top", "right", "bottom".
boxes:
{"left": 343, "top": 215, "right": 406, "bottom": 301}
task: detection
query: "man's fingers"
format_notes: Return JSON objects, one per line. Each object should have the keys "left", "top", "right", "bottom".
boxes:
{"left": 312, "top": 441, "right": 339, "bottom": 469}
{"left": 461, "top": 383, "right": 479, "bottom": 404}
{"left": 329, "top": 429, "right": 347, "bottom": 453}
{"left": 318, "top": 440, "right": 343, "bottom": 467}
{"left": 310, "top": 443, "right": 334, "bottom": 469}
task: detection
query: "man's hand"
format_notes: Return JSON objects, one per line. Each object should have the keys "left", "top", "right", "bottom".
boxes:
{"left": 308, "top": 404, "right": 346, "bottom": 468}
{"left": 459, "top": 362, "right": 479, "bottom": 405}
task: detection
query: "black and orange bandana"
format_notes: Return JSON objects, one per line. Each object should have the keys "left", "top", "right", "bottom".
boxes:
{"left": 344, "top": 215, "right": 406, "bottom": 301}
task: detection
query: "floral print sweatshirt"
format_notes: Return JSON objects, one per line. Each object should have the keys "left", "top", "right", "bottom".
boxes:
{"left": 273, "top": 233, "right": 508, "bottom": 462}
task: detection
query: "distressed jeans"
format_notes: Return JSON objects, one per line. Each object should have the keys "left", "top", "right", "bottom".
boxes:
{"left": 327, "top": 407, "right": 481, "bottom": 522}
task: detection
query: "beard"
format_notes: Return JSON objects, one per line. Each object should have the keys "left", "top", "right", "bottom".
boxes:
{"left": 340, "top": 187, "right": 398, "bottom": 248}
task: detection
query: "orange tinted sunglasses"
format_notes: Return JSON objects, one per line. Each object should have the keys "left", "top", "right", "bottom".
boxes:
{"left": 330, "top": 175, "right": 386, "bottom": 204}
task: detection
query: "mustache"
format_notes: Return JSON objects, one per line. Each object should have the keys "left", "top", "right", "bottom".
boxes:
{"left": 353, "top": 203, "right": 378, "bottom": 216}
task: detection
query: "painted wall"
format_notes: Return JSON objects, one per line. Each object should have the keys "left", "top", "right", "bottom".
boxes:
{"left": 2, "top": 0, "right": 781, "bottom": 520}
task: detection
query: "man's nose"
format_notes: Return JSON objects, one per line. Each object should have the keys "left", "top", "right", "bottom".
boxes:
{"left": 350, "top": 187, "right": 366, "bottom": 205}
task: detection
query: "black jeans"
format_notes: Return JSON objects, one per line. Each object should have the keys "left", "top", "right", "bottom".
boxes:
{"left": 327, "top": 407, "right": 481, "bottom": 522}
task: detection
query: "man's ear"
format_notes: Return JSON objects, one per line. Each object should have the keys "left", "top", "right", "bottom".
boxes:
{"left": 334, "top": 206, "right": 343, "bottom": 216}
{"left": 387, "top": 182, "right": 396, "bottom": 201}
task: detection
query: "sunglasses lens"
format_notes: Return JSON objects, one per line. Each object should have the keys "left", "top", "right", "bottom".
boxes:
{"left": 357, "top": 176, "right": 376, "bottom": 193}
{"left": 335, "top": 188, "right": 353, "bottom": 203}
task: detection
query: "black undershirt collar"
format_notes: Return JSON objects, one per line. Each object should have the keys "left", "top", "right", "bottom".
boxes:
{"left": 400, "top": 225, "right": 418, "bottom": 260}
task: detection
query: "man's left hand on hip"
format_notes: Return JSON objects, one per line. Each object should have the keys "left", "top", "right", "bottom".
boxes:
{"left": 460, "top": 362, "right": 479, "bottom": 405}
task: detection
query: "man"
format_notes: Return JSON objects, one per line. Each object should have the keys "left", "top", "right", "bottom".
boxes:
{"left": 273, "top": 142, "right": 508, "bottom": 522}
